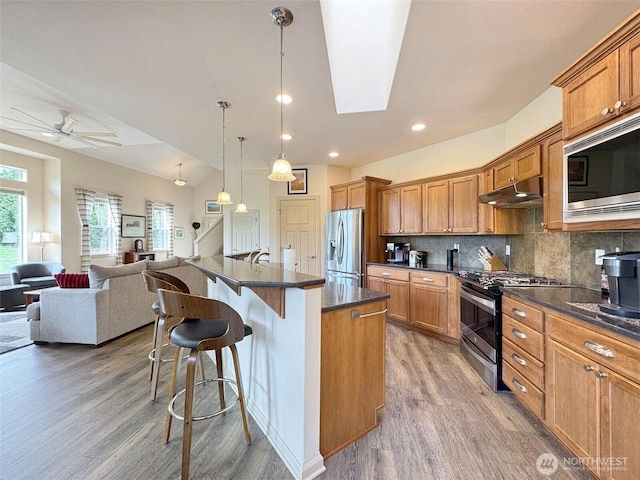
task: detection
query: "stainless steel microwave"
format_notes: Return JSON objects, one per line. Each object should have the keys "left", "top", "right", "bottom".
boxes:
{"left": 563, "top": 112, "right": 640, "bottom": 223}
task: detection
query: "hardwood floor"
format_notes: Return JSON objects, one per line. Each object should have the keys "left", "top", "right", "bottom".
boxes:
{"left": 0, "top": 323, "right": 590, "bottom": 480}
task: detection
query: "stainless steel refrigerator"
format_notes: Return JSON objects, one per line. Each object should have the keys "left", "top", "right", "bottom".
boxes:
{"left": 325, "top": 208, "right": 364, "bottom": 287}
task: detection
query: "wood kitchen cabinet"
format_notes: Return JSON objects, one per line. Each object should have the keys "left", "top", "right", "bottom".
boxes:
{"left": 546, "top": 311, "right": 640, "bottom": 479}
{"left": 367, "top": 266, "right": 458, "bottom": 342}
{"left": 493, "top": 145, "right": 541, "bottom": 189}
{"left": 422, "top": 174, "right": 478, "bottom": 233}
{"left": 379, "top": 184, "right": 422, "bottom": 235}
{"left": 541, "top": 128, "right": 564, "bottom": 231}
{"left": 479, "top": 168, "right": 524, "bottom": 234}
{"left": 502, "top": 295, "right": 545, "bottom": 420}
{"left": 409, "top": 271, "right": 448, "bottom": 335}
{"left": 330, "top": 177, "right": 391, "bottom": 263}
{"left": 330, "top": 178, "right": 374, "bottom": 211}
{"left": 320, "top": 299, "right": 386, "bottom": 458}
{"left": 552, "top": 13, "right": 640, "bottom": 140}
{"left": 366, "top": 266, "right": 410, "bottom": 324}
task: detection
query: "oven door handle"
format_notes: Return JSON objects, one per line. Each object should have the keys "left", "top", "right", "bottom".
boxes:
{"left": 460, "top": 285, "right": 496, "bottom": 316}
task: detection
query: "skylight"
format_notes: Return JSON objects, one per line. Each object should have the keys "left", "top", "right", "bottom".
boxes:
{"left": 320, "top": 0, "right": 412, "bottom": 114}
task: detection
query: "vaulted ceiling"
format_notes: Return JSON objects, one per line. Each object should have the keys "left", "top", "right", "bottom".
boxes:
{"left": 1, "top": 1, "right": 638, "bottom": 186}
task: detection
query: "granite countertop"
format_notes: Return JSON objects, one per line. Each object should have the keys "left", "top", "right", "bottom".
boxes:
{"left": 502, "top": 286, "right": 640, "bottom": 342}
{"left": 366, "top": 261, "right": 472, "bottom": 275}
{"left": 321, "top": 282, "right": 390, "bottom": 313}
{"left": 187, "top": 255, "right": 325, "bottom": 289}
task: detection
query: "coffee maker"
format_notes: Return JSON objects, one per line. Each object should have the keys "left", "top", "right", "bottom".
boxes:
{"left": 386, "top": 242, "right": 410, "bottom": 264}
{"left": 600, "top": 251, "right": 640, "bottom": 318}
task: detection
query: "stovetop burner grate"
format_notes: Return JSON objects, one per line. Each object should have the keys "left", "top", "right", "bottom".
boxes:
{"left": 458, "top": 270, "right": 562, "bottom": 289}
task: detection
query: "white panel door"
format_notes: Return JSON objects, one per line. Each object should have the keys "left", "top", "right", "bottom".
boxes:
{"left": 278, "top": 198, "right": 319, "bottom": 275}
{"left": 232, "top": 210, "right": 260, "bottom": 254}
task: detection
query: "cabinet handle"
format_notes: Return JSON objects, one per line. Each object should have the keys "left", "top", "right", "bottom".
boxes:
{"left": 422, "top": 278, "right": 435, "bottom": 282}
{"left": 614, "top": 100, "right": 626, "bottom": 109}
{"left": 511, "top": 328, "right": 527, "bottom": 339}
{"left": 594, "top": 371, "right": 607, "bottom": 378}
{"left": 443, "top": 228, "right": 448, "bottom": 232}
{"left": 512, "top": 353, "right": 527, "bottom": 366}
{"left": 511, "top": 308, "right": 526, "bottom": 318}
{"left": 583, "top": 365, "right": 595, "bottom": 372}
{"left": 382, "top": 272, "right": 391, "bottom": 277}
{"left": 350, "top": 308, "right": 388, "bottom": 319}
{"left": 512, "top": 378, "right": 527, "bottom": 393}
{"left": 601, "top": 107, "right": 613, "bottom": 116}
{"left": 307, "top": 255, "right": 316, "bottom": 259}
{"left": 541, "top": 222, "right": 547, "bottom": 228}
{"left": 584, "top": 341, "right": 614, "bottom": 358}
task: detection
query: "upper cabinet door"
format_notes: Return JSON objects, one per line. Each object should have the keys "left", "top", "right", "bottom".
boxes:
{"left": 563, "top": 51, "right": 619, "bottom": 139}
{"left": 449, "top": 175, "right": 478, "bottom": 233}
{"left": 400, "top": 185, "right": 422, "bottom": 234}
{"left": 347, "top": 182, "right": 366, "bottom": 209}
{"left": 422, "top": 180, "right": 449, "bottom": 233}
{"left": 620, "top": 32, "right": 640, "bottom": 114}
{"left": 331, "top": 185, "right": 348, "bottom": 211}
{"left": 380, "top": 188, "right": 401, "bottom": 234}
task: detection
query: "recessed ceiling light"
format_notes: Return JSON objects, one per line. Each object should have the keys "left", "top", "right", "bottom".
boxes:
{"left": 411, "top": 123, "right": 426, "bottom": 131}
{"left": 42, "top": 132, "right": 55, "bottom": 137}
{"left": 277, "top": 94, "right": 292, "bottom": 104}
{"left": 328, "top": 151, "right": 339, "bottom": 158}
{"left": 281, "top": 133, "right": 292, "bottom": 141}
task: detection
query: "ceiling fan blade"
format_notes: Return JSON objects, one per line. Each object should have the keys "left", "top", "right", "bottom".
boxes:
{"left": 80, "top": 136, "right": 122, "bottom": 147}
{"left": 0, "top": 115, "right": 57, "bottom": 132}
{"left": 73, "top": 132, "right": 117, "bottom": 137}
{"left": 74, "top": 137, "right": 99, "bottom": 148}
{"left": 9, "top": 107, "right": 55, "bottom": 129}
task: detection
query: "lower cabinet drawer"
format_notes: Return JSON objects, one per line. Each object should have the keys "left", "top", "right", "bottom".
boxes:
{"left": 503, "top": 315, "right": 544, "bottom": 360}
{"left": 503, "top": 361, "right": 544, "bottom": 420}
{"left": 503, "top": 337, "right": 544, "bottom": 391}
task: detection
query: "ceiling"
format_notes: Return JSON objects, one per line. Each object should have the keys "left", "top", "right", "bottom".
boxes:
{"left": 1, "top": 1, "right": 638, "bottom": 187}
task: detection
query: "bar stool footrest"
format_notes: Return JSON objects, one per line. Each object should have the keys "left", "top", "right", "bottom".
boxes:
{"left": 168, "top": 377, "right": 239, "bottom": 422}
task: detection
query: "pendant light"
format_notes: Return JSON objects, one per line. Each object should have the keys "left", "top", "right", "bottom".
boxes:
{"left": 173, "top": 163, "right": 187, "bottom": 186}
{"left": 235, "top": 136, "right": 248, "bottom": 213}
{"left": 268, "top": 6, "right": 296, "bottom": 182}
{"left": 216, "top": 100, "right": 233, "bottom": 204}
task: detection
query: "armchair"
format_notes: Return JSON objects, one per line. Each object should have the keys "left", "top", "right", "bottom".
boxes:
{"left": 10, "top": 262, "right": 65, "bottom": 289}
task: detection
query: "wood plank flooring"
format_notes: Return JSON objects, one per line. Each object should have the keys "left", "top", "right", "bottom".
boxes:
{"left": 0, "top": 323, "right": 591, "bottom": 480}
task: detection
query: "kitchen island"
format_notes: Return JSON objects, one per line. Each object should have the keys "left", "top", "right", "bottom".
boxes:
{"left": 187, "top": 256, "right": 389, "bottom": 480}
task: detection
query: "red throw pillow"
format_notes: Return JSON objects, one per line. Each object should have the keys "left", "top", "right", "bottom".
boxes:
{"left": 54, "top": 273, "right": 90, "bottom": 288}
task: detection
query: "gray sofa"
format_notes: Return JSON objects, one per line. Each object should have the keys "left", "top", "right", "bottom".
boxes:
{"left": 10, "top": 262, "right": 65, "bottom": 288}
{"left": 27, "top": 257, "right": 207, "bottom": 346}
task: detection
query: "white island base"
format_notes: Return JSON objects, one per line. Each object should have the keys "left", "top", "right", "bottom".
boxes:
{"left": 207, "top": 278, "right": 326, "bottom": 480}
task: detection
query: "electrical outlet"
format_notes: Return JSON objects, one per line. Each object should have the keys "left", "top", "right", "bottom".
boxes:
{"left": 595, "top": 249, "right": 605, "bottom": 265}
{"left": 506, "top": 245, "right": 511, "bottom": 256}
{"left": 454, "top": 243, "right": 459, "bottom": 250}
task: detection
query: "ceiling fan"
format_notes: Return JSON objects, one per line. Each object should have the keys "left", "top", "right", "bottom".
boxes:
{"left": 1, "top": 107, "right": 122, "bottom": 147}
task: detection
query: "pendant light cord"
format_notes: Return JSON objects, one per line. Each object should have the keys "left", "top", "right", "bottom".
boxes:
{"left": 222, "top": 104, "right": 227, "bottom": 190}
{"left": 239, "top": 137, "right": 244, "bottom": 201}
{"left": 279, "top": 23, "right": 284, "bottom": 156}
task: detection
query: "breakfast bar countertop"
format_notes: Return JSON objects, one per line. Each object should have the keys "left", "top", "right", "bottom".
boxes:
{"left": 502, "top": 286, "right": 640, "bottom": 342}
{"left": 187, "top": 255, "right": 325, "bottom": 289}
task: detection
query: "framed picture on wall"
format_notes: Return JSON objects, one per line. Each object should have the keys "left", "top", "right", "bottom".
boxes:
{"left": 121, "top": 214, "right": 146, "bottom": 238}
{"left": 205, "top": 200, "right": 222, "bottom": 214}
{"left": 288, "top": 168, "right": 308, "bottom": 194}
{"left": 174, "top": 227, "right": 185, "bottom": 239}
{"left": 568, "top": 156, "right": 588, "bottom": 186}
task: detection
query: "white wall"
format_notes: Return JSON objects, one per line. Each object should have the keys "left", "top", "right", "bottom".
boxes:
{"left": 1, "top": 130, "right": 196, "bottom": 272}
{"left": 351, "top": 87, "right": 563, "bottom": 184}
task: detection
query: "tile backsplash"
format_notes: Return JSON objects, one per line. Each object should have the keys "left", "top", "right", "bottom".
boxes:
{"left": 389, "top": 206, "right": 639, "bottom": 290}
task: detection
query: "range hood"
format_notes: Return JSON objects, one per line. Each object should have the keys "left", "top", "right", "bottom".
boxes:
{"left": 478, "top": 176, "right": 543, "bottom": 208}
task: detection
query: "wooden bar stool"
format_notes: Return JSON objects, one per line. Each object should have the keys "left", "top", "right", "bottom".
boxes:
{"left": 158, "top": 288, "right": 252, "bottom": 480}
{"left": 142, "top": 270, "right": 203, "bottom": 402}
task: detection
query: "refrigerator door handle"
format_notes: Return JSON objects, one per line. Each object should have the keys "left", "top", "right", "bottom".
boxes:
{"left": 337, "top": 215, "right": 344, "bottom": 264}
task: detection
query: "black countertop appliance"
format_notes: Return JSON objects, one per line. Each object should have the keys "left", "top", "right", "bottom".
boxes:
{"left": 601, "top": 251, "right": 640, "bottom": 318}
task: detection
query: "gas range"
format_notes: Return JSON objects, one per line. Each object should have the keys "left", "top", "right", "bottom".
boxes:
{"left": 458, "top": 270, "right": 562, "bottom": 293}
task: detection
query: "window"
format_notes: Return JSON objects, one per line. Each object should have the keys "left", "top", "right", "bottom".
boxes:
{"left": 89, "top": 198, "right": 114, "bottom": 255}
{"left": 0, "top": 190, "right": 25, "bottom": 272}
{"left": 0, "top": 165, "right": 27, "bottom": 182}
{"left": 152, "top": 205, "right": 168, "bottom": 250}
